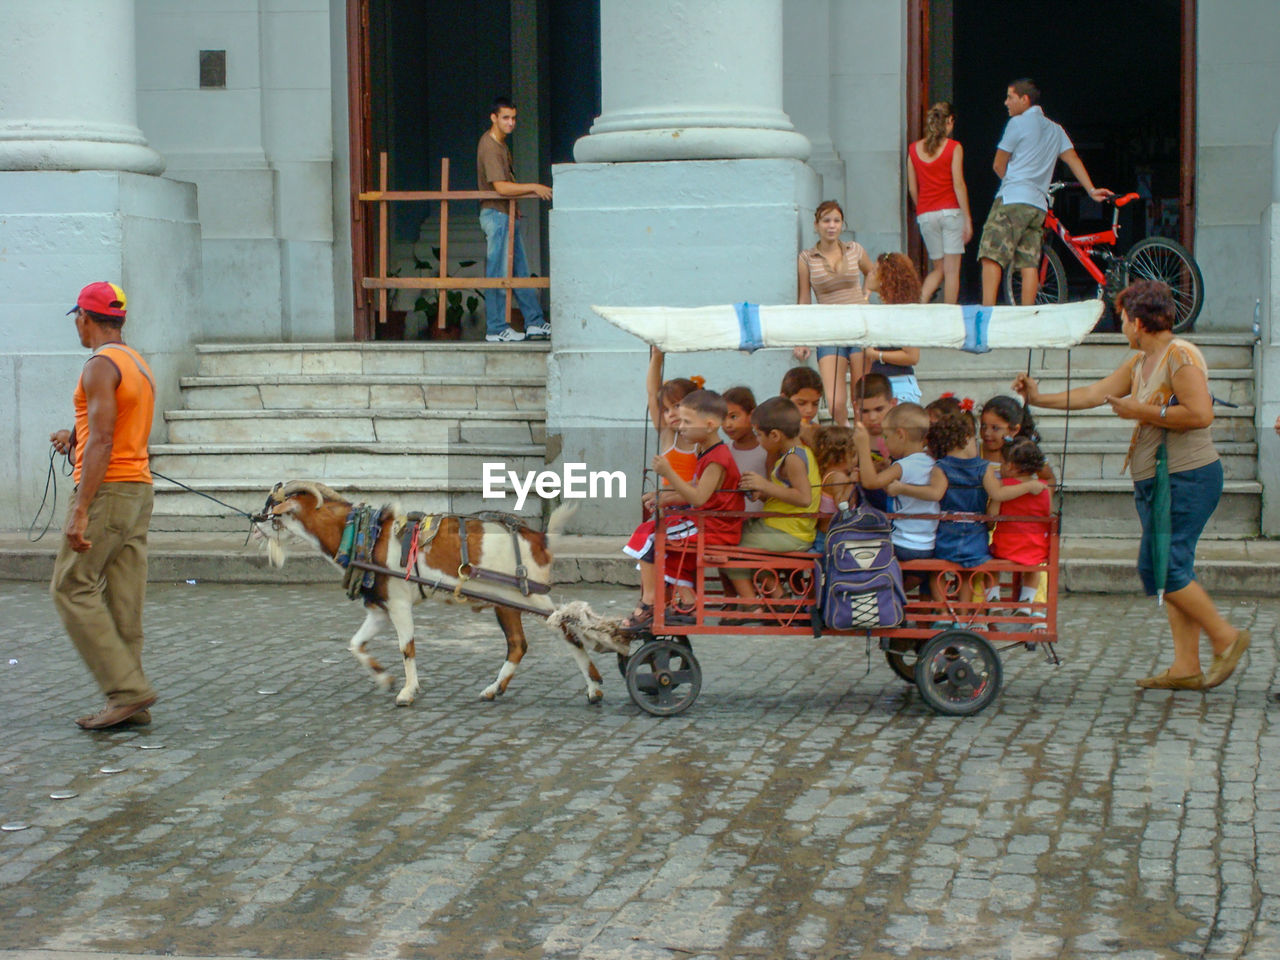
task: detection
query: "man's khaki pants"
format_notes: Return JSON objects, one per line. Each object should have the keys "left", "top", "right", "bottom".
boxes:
{"left": 50, "top": 481, "right": 156, "bottom": 705}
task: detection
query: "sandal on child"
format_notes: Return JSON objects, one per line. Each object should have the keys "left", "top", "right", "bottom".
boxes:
{"left": 661, "top": 604, "right": 696, "bottom": 626}
{"left": 620, "top": 602, "right": 655, "bottom": 633}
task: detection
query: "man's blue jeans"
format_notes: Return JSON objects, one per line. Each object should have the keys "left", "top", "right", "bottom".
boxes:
{"left": 479, "top": 207, "right": 544, "bottom": 335}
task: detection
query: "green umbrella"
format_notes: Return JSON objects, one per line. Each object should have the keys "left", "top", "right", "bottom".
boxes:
{"left": 1147, "top": 439, "right": 1172, "bottom": 605}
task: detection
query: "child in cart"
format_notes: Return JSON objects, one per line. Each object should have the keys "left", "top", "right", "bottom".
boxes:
{"left": 622, "top": 389, "right": 746, "bottom": 631}
{"left": 813, "top": 425, "right": 858, "bottom": 551}
{"left": 987, "top": 436, "right": 1051, "bottom": 627}
{"left": 853, "top": 372, "right": 897, "bottom": 512}
{"left": 646, "top": 347, "right": 703, "bottom": 487}
{"left": 854, "top": 403, "right": 941, "bottom": 555}
{"left": 722, "top": 386, "right": 768, "bottom": 512}
{"left": 780, "top": 366, "right": 824, "bottom": 448}
{"left": 724, "top": 397, "right": 821, "bottom": 610}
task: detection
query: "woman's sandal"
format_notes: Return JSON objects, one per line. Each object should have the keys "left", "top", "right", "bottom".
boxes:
{"left": 619, "top": 602, "right": 655, "bottom": 633}
{"left": 1204, "top": 630, "right": 1251, "bottom": 689}
{"left": 1136, "top": 669, "right": 1206, "bottom": 690}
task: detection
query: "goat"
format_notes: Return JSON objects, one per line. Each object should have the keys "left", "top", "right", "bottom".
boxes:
{"left": 253, "top": 481, "right": 628, "bottom": 706}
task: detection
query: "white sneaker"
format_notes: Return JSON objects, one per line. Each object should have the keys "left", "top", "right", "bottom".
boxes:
{"left": 524, "top": 322, "right": 551, "bottom": 340}
{"left": 485, "top": 327, "right": 526, "bottom": 343}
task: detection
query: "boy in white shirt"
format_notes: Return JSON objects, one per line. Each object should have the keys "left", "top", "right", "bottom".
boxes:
{"left": 979, "top": 78, "right": 1112, "bottom": 306}
{"left": 853, "top": 403, "right": 943, "bottom": 566}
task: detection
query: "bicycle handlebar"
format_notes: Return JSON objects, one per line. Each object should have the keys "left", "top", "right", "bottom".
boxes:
{"left": 1047, "top": 181, "right": 1132, "bottom": 205}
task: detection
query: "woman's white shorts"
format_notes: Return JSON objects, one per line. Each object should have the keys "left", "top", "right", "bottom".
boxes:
{"left": 917, "top": 208, "right": 965, "bottom": 259}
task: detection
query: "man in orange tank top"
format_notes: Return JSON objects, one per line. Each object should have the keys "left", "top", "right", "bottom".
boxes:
{"left": 50, "top": 282, "right": 159, "bottom": 730}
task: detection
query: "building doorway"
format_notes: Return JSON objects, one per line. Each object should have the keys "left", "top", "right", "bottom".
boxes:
{"left": 915, "top": 0, "right": 1193, "bottom": 305}
{"left": 347, "top": 0, "right": 600, "bottom": 339}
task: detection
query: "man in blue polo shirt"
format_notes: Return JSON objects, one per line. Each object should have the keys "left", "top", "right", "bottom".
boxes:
{"left": 979, "top": 78, "right": 1113, "bottom": 306}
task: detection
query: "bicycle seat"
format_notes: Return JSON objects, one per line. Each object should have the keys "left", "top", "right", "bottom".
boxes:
{"left": 1109, "top": 192, "right": 1140, "bottom": 207}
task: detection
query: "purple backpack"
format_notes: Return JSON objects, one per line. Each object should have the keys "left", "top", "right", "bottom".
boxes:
{"left": 821, "top": 501, "right": 906, "bottom": 630}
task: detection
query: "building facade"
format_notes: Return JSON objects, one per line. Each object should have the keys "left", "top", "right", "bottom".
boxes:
{"left": 2, "top": 0, "right": 1278, "bottom": 533}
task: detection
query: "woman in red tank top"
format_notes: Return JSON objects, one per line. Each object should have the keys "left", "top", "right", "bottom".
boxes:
{"left": 907, "top": 102, "right": 973, "bottom": 305}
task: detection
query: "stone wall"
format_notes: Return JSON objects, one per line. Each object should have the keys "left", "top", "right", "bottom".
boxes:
{"left": 1195, "top": 0, "right": 1280, "bottom": 332}
{"left": 136, "top": 0, "right": 338, "bottom": 342}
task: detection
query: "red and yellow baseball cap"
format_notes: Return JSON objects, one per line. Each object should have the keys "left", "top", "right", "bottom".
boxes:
{"left": 68, "top": 281, "right": 127, "bottom": 318}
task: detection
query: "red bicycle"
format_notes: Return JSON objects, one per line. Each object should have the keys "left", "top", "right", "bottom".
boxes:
{"left": 1005, "top": 181, "right": 1204, "bottom": 332}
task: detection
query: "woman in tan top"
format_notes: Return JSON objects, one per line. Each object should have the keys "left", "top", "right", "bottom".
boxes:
{"left": 796, "top": 200, "right": 879, "bottom": 426}
{"left": 1013, "top": 280, "right": 1249, "bottom": 692}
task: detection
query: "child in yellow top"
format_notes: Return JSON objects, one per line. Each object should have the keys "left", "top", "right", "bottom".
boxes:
{"left": 726, "top": 396, "right": 821, "bottom": 605}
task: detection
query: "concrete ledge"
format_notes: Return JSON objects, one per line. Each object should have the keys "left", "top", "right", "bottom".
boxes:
{"left": 3, "top": 533, "right": 1277, "bottom": 595}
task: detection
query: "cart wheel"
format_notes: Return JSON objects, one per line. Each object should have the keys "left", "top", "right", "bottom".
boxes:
{"left": 914, "top": 629, "right": 1003, "bottom": 716}
{"left": 884, "top": 639, "right": 921, "bottom": 683}
{"left": 625, "top": 639, "right": 701, "bottom": 716}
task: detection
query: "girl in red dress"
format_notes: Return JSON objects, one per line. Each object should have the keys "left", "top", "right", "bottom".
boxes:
{"left": 989, "top": 436, "right": 1051, "bottom": 623}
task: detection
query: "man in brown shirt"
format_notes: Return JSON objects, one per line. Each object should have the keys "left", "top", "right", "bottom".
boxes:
{"left": 478, "top": 97, "right": 552, "bottom": 341}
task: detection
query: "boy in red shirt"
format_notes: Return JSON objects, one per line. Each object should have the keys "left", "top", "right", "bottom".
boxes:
{"left": 622, "top": 390, "right": 745, "bottom": 630}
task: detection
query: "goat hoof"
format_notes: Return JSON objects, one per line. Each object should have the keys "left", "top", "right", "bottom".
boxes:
{"left": 395, "top": 696, "right": 414, "bottom": 707}
{"left": 480, "top": 689, "right": 497, "bottom": 701}
{"left": 587, "top": 689, "right": 604, "bottom": 705}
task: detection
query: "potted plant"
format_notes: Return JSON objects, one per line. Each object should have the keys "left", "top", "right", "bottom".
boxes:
{"left": 403, "top": 247, "right": 480, "bottom": 341}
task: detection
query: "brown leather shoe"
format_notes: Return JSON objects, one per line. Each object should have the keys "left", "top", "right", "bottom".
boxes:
{"left": 1136, "top": 670, "right": 1205, "bottom": 690}
{"left": 1205, "top": 630, "right": 1251, "bottom": 689}
{"left": 75, "top": 697, "right": 157, "bottom": 730}
{"left": 121, "top": 709, "right": 151, "bottom": 726}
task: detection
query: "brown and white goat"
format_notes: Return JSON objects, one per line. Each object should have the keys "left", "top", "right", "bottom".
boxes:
{"left": 255, "top": 481, "right": 624, "bottom": 705}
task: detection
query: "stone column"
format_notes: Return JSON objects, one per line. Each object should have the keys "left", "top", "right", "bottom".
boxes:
{"left": 551, "top": 0, "right": 820, "bottom": 535}
{"left": 0, "top": 0, "right": 201, "bottom": 530}
{"left": 574, "top": 0, "right": 810, "bottom": 162}
{"left": 0, "top": 0, "right": 164, "bottom": 174}
{"left": 783, "top": 0, "right": 845, "bottom": 201}
{"left": 1259, "top": 122, "right": 1280, "bottom": 535}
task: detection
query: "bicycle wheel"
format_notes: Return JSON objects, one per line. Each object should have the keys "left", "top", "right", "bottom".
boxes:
{"left": 1004, "top": 244, "right": 1067, "bottom": 306}
{"left": 1123, "top": 237, "right": 1204, "bottom": 333}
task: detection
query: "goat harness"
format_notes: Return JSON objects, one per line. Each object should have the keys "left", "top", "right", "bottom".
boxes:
{"left": 333, "top": 505, "right": 551, "bottom": 603}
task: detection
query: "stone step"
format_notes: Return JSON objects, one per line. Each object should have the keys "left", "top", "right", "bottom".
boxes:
{"left": 164, "top": 408, "right": 546, "bottom": 445}
{"left": 149, "top": 442, "right": 545, "bottom": 481}
{"left": 1025, "top": 406, "right": 1257, "bottom": 443}
{"left": 148, "top": 478, "right": 548, "bottom": 532}
{"left": 1051, "top": 480, "right": 1260, "bottom": 537}
{"left": 911, "top": 334, "right": 1254, "bottom": 373}
{"left": 194, "top": 340, "right": 551, "bottom": 378}
{"left": 913, "top": 368, "right": 1256, "bottom": 408}
{"left": 176, "top": 375, "right": 546, "bottom": 411}
{"left": 1050, "top": 443, "right": 1256, "bottom": 480}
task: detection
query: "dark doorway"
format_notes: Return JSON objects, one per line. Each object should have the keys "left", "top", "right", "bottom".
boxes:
{"left": 925, "top": 0, "right": 1188, "bottom": 304}
{"left": 349, "top": 0, "right": 600, "bottom": 339}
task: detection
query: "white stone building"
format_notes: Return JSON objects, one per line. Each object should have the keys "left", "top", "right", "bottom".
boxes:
{"left": 1, "top": 0, "right": 1277, "bottom": 536}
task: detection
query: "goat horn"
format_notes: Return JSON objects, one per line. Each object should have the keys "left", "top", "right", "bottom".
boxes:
{"left": 276, "top": 480, "right": 344, "bottom": 510}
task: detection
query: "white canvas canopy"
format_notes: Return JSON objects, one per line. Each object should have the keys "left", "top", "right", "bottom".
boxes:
{"left": 593, "top": 301, "right": 1104, "bottom": 353}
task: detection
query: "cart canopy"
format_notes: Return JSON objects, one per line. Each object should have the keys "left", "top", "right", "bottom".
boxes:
{"left": 593, "top": 301, "right": 1104, "bottom": 354}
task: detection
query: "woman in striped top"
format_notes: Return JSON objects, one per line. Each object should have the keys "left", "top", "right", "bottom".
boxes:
{"left": 796, "top": 200, "right": 879, "bottom": 427}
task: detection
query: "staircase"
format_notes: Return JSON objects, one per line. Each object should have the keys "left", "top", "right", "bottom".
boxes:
{"left": 150, "top": 342, "right": 550, "bottom": 532}
{"left": 150, "top": 334, "right": 1260, "bottom": 543}
{"left": 913, "top": 333, "right": 1260, "bottom": 538}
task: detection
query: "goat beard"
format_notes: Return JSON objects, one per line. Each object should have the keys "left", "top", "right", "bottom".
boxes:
{"left": 267, "top": 537, "right": 287, "bottom": 569}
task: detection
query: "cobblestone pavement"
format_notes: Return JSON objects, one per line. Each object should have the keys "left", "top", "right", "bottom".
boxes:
{"left": 0, "top": 581, "right": 1277, "bottom": 960}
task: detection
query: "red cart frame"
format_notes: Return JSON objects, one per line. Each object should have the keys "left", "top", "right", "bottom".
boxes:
{"left": 620, "top": 504, "right": 1061, "bottom": 717}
